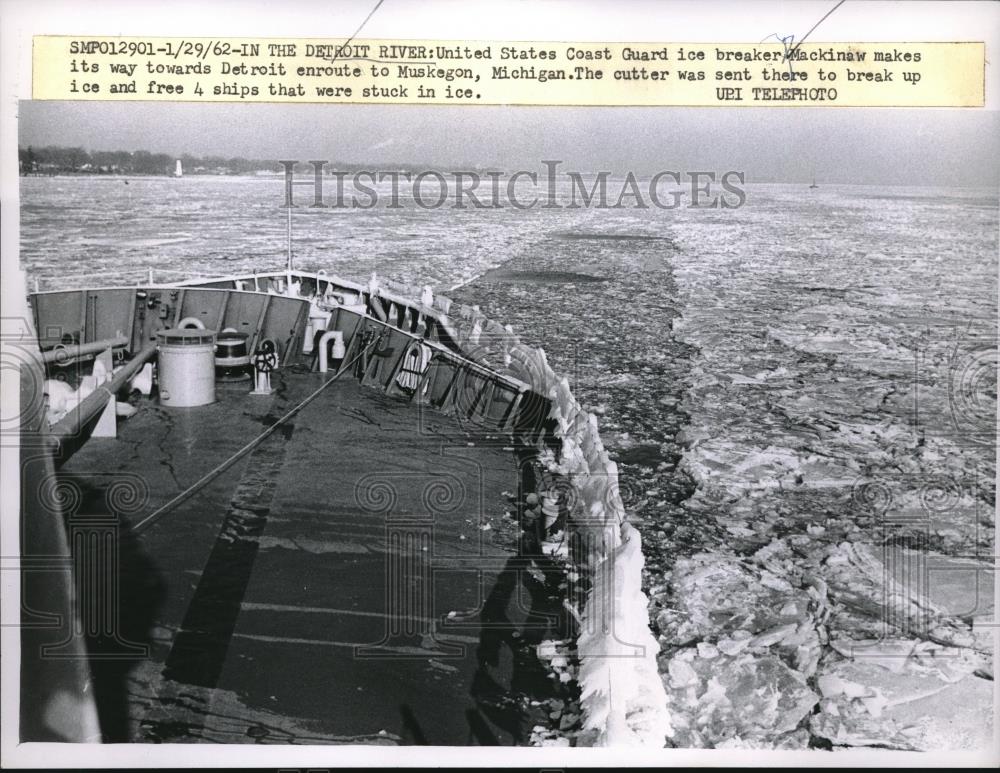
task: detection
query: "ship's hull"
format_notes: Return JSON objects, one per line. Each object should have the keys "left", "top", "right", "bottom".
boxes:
{"left": 21, "top": 268, "right": 666, "bottom": 746}
{"left": 21, "top": 270, "right": 564, "bottom": 744}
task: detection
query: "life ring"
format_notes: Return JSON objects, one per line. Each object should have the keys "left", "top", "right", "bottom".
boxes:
{"left": 177, "top": 317, "right": 206, "bottom": 330}
{"left": 396, "top": 342, "right": 432, "bottom": 392}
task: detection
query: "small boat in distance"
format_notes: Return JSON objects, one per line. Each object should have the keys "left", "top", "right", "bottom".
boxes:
{"left": 809, "top": 174, "right": 819, "bottom": 189}
{"left": 173, "top": 159, "right": 183, "bottom": 178}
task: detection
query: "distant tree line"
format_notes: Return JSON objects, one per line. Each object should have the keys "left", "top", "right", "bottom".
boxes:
{"left": 18, "top": 145, "right": 282, "bottom": 176}
{"left": 18, "top": 145, "right": 501, "bottom": 177}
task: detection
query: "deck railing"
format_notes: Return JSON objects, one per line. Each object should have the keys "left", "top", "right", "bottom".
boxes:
{"left": 321, "top": 272, "right": 670, "bottom": 745}
{"left": 28, "top": 267, "right": 672, "bottom": 745}
{"left": 433, "top": 294, "right": 671, "bottom": 747}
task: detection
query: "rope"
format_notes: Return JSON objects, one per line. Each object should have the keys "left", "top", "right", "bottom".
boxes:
{"left": 131, "top": 336, "right": 378, "bottom": 534}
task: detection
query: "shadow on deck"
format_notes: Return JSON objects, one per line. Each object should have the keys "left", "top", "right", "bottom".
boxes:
{"left": 49, "top": 368, "right": 572, "bottom": 745}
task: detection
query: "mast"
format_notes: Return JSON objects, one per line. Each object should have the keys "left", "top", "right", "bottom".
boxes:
{"left": 286, "top": 199, "right": 293, "bottom": 288}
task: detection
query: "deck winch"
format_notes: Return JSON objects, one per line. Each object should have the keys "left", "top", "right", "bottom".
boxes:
{"left": 214, "top": 329, "right": 252, "bottom": 381}
{"left": 155, "top": 327, "right": 217, "bottom": 407}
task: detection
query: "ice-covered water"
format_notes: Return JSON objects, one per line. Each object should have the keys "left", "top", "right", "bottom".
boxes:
{"left": 19, "top": 175, "right": 573, "bottom": 289}
{"left": 19, "top": 176, "right": 998, "bottom": 749}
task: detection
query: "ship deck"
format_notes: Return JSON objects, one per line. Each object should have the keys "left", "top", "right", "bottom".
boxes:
{"left": 56, "top": 368, "right": 562, "bottom": 745}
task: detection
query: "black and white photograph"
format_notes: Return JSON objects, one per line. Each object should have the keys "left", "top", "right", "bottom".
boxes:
{"left": 1, "top": 0, "right": 997, "bottom": 767}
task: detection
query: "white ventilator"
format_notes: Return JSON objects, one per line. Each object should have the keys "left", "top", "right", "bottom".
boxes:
{"left": 129, "top": 363, "right": 154, "bottom": 395}
{"left": 317, "top": 331, "right": 346, "bottom": 373}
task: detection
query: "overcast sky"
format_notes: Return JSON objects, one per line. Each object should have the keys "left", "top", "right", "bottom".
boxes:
{"left": 17, "top": 101, "right": 999, "bottom": 186}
